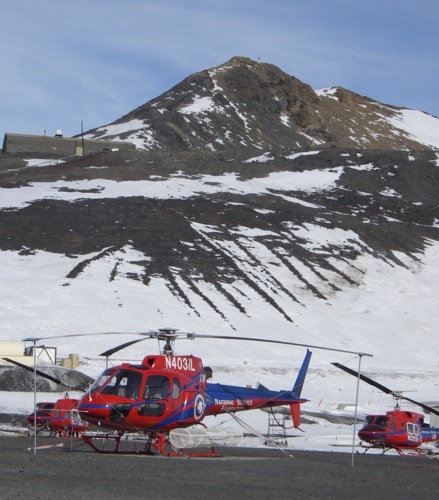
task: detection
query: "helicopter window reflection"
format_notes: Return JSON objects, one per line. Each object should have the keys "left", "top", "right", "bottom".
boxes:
{"left": 144, "top": 376, "right": 170, "bottom": 400}
{"left": 172, "top": 378, "right": 180, "bottom": 399}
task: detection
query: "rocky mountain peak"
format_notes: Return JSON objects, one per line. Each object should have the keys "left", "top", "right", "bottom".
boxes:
{"left": 83, "top": 56, "right": 438, "bottom": 153}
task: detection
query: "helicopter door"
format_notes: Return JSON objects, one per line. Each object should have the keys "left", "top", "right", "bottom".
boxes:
{"left": 138, "top": 376, "right": 181, "bottom": 417}
{"left": 138, "top": 375, "right": 171, "bottom": 417}
{"left": 166, "top": 377, "right": 180, "bottom": 414}
{"left": 407, "top": 422, "right": 421, "bottom": 443}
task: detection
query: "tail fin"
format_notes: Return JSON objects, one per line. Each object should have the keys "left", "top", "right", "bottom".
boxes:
{"left": 292, "top": 349, "right": 312, "bottom": 398}
{"left": 290, "top": 349, "right": 312, "bottom": 427}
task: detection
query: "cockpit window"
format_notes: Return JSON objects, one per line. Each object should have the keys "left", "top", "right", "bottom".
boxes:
{"left": 172, "top": 377, "right": 180, "bottom": 399}
{"left": 375, "top": 416, "right": 389, "bottom": 428}
{"left": 144, "top": 375, "right": 170, "bottom": 400}
{"left": 98, "top": 369, "right": 143, "bottom": 400}
{"left": 87, "top": 368, "right": 114, "bottom": 394}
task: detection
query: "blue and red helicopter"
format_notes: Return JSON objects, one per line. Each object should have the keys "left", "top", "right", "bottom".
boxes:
{"left": 333, "top": 362, "right": 439, "bottom": 456}
{"left": 77, "top": 329, "right": 315, "bottom": 456}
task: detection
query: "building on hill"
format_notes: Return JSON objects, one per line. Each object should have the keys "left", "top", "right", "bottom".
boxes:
{"left": 2, "top": 132, "right": 135, "bottom": 156}
{"left": 0, "top": 339, "right": 56, "bottom": 367}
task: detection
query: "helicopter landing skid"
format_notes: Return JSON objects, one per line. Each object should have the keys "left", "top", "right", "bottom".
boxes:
{"left": 82, "top": 432, "right": 156, "bottom": 455}
{"left": 357, "top": 443, "right": 425, "bottom": 457}
{"left": 357, "top": 444, "right": 391, "bottom": 455}
{"left": 153, "top": 432, "right": 221, "bottom": 458}
{"left": 81, "top": 432, "right": 221, "bottom": 457}
{"left": 395, "top": 447, "right": 425, "bottom": 457}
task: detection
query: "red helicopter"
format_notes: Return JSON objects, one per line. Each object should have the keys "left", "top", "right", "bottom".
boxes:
{"left": 333, "top": 362, "right": 439, "bottom": 456}
{"left": 26, "top": 401, "right": 56, "bottom": 430}
{"left": 41, "top": 396, "right": 91, "bottom": 437}
{"left": 3, "top": 356, "right": 92, "bottom": 437}
{"left": 26, "top": 397, "right": 91, "bottom": 436}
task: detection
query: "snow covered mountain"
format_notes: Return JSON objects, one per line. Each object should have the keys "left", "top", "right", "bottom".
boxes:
{"left": 0, "top": 57, "right": 438, "bottom": 439}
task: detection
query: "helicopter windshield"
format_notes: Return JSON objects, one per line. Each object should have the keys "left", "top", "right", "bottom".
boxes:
{"left": 87, "top": 368, "right": 114, "bottom": 394}
{"left": 90, "top": 368, "right": 143, "bottom": 400}
{"left": 374, "top": 416, "right": 389, "bottom": 428}
{"left": 364, "top": 415, "right": 389, "bottom": 428}
{"left": 364, "top": 416, "right": 374, "bottom": 425}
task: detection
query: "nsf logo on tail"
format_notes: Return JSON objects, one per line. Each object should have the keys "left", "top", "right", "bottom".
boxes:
{"left": 194, "top": 394, "right": 206, "bottom": 420}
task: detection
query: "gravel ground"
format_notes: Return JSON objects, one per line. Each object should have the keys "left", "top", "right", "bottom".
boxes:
{"left": 0, "top": 436, "right": 437, "bottom": 499}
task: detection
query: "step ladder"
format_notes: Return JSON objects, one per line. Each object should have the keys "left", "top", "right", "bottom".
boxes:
{"left": 265, "top": 414, "right": 290, "bottom": 446}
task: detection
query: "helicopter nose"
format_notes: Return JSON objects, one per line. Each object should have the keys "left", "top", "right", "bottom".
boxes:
{"left": 358, "top": 424, "right": 385, "bottom": 442}
{"left": 78, "top": 395, "right": 113, "bottom": 422}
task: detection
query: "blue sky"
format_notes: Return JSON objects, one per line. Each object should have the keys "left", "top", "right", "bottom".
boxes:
{"left": 1, "top": 0, "right": 438, "bottom": 139}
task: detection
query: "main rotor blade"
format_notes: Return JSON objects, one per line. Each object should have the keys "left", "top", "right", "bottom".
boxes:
{"left": 332, "top": 362, "right": 392, "bottom": 394}
{"left": 99, "top": 338, "right": 147, "bottom": 358}
{"left": 194, "top": 334, "right": 373, "bottom": 357}
{"left": 332, "top": 362, "right": 439, "bottom": 417}
{"left": 22, "top": 332, "right": 133, "bottom": 342}
{"left": 399, "top": 395, "right": 439, "bottom": 417}
{"left": 2, "top": 357, "right": 63, "bottom": 385}
{"left": 99, "top": 330, "right": 180, "bottom": 357}
{"left": 22, "top": 330, "right": 372, "bottom": 358}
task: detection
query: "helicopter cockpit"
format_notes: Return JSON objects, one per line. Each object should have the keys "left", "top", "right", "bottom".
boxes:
{"left": 363, "top": 415, "right": 389, "bottom": 428}
{"left": 89, "top": 368, "right": 144, "bottom": 400}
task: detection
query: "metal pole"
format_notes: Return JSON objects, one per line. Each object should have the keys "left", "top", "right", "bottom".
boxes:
{"left": 33, "top": 339, "right": 37, "bottom": 456}
{"left": 351, "top": 353, "right": 363, "bottom": 467}
{"left": 81, "top": 121, "right": 84, "bottom": 155}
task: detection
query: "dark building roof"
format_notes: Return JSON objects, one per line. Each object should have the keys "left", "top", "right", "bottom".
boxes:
{"left": 2, "top": 132, "right": 135, "bottom": 156}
